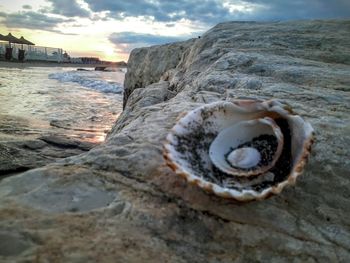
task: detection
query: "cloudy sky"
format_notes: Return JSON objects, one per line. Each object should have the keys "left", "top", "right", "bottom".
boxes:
{"left": 0, "top": 0, "right": 349, "bottom": 61}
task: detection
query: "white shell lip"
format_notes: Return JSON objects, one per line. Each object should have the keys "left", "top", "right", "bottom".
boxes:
{"left": 209, "top": 117, "right": 284, "bottom": 177}
{"left": 163, "top": 99, "right": 315, "bottom": 202}
{"left": 226, "top": 147, "right": 261, "bottom": 169}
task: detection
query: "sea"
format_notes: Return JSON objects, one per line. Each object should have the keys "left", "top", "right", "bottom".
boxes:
{"left": 0, "top": 66, "right": 125, "bottom": 144}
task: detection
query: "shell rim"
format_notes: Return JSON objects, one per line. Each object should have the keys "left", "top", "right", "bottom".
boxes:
{"left": 163, "top": 100, "right": 314, "bottom": 202}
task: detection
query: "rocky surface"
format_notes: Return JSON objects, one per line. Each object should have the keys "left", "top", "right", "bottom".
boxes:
{"left": 0, "top": 113, "right": 99, "bottom": 177}
{"left": 0, "top": 134, "right": 96, "bottom": 176}
{"left": 0, "top": 20, "right": 350, "bottom": 262}
{"left": 123, "top": 39, "right": 195, "bottom": 108}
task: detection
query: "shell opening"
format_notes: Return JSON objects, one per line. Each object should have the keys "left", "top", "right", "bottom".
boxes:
{"left": 226, "top": 134, "right": 279, "bottom": 171}
{"left": 226, "top": 147, "right": 261, "bottom": 169}
{"left": 209, "top": 118, "right": 284, "bottom": 177}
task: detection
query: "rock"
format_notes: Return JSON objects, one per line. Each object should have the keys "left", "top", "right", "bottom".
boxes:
{"left": 123, "top": 39, "right": 196, "bottom": 108}
{"left": 0, "top": 230, "right": 33, "bottom": 257}
{"left": 0, "top": 166, "right": 118, "bottom": 213}
{"left": 0, "top": 20, "right": 349, "bottom": 262}
{"left": 0, "top": 135, "right": 96, "bottom": 176}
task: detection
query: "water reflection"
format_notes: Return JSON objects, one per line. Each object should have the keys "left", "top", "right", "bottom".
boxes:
{"left": 0, "top": 66, "right": 124, "bottom": 144}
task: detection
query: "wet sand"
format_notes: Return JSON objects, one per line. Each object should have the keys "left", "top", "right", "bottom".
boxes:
{"left": 0, "top": 60, "right": 125, "bottom": 69}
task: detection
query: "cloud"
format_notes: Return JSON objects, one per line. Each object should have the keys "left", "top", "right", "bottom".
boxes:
{"left": 109, "top": 32, "right": 186, "bottom": 45}
{"left": 22, "top": 5, "right": 32, "bottom": 10}
{"left": 109, "top": 32, "right": 190, "bottom": 53}
{"left": 45, "top": 0, "right": 90, "bottom": 17}
{"left": 84, "top": 0, "right": 233, "bottom": 24}
{"left": 83, "top": 0, "right": 350, "bottom": 24}
{"left": 238, "top": 0, "right": 350, "bottom": 20}
{"left": 0, "top": 11, "right": 73, "bottom": 32}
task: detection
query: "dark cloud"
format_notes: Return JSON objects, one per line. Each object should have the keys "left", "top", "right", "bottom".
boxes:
{"left": 0, "top": 11, "right": 73, "bottom": 33}
{"left": 240, "top": 0, "right": 350, "bottom": 20}
{"left": 46, "top": 0, "right": 90, "bottom": 17}
{"left": 22, "top": 5, "right": 32, "bottom": 10}
{"left": 109, "top": 32, "right": 189, "bottom": 53}
{"left": 109, "top": 32, "right": 186, "bottom": 45}
{"left": 83, "top": 0, "right": 350, "bottom": 24}
{"left": 108, "top": 32, "right": 186, "bottom": 53}
{"left": 84, "top": 0, "right": 233, "bottom": 24}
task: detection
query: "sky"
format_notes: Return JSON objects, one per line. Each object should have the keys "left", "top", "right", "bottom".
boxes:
{"left": 0, "top": 0, "right": 349, "bottom": 62}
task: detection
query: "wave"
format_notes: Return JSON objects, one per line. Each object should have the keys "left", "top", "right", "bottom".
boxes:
{"left": 48, "top": 71, "right": 123, "bottom": 94}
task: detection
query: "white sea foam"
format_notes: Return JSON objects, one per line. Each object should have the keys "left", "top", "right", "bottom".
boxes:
{"left": 48, "top": 71, "right": 124, "bottom": 94}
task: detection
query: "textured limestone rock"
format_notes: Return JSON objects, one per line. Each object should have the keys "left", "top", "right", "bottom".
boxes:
{"left": 0, "top": 135, "right": 96, "bottom": 176}
{"left": 0, "top": 20, "right": 350, "bottom": 262}
{"left": 123, "top": 39, "right": 195, "bottom": 108}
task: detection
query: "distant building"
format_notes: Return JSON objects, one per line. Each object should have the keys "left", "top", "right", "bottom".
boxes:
{"left": 81, "top": 57, "right": 101, "bottom": 64}
{"left": 0, "top": 33, "right": 122, "bottom": 65}
{"left": 70, "top": 57, "right": 83, "bottom": 64}
{"left": 0, "top": 42, "right": 65, "bottom": 63}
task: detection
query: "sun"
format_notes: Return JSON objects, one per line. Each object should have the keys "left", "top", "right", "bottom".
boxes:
{"left": 104, "top": 46, "right": 114, "bottom": 57}
{"left": 99, "top": 46, "right": 119, "bottom": 61}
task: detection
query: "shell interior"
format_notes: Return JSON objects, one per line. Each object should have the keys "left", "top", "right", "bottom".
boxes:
{"left": 226, "top": 147, "right": 261, "bottom": 169}
{"left": 209, "top": 117, "right": 284, "bottom": 177}
{"left": 163, "top": 100, "right": 314, "bottom": 201}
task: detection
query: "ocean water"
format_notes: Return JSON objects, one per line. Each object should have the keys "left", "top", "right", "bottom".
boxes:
{"left": 48, "top": 69, "right": 125, "bottom": 94}
{"left": 0, "top": 66, "right": 124, "bottom": 143}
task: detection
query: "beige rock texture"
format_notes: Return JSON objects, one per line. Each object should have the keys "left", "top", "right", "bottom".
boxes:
{"left": 0, "top": 20, "right": 350, "bottom": 262}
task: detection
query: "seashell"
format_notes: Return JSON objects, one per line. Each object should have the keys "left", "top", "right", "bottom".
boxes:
{"left": 163, "top": 99, "right": 314, "bottom": 201}
{"left": 209, "top": 117, "right": 284, "bottom": 177}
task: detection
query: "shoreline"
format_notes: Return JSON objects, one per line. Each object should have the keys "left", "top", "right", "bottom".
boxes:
{"left": 0, "top": 60, "right": 127, "bottom": 69}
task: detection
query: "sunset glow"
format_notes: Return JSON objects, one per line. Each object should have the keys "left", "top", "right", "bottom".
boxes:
{"left": 0, "top": 0, "right": 348, "bottom": 62}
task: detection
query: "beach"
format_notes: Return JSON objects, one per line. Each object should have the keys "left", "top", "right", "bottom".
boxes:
{"left": 0, "top": 63, "right": 125, "bottom": 175}
{"left": 0, "top": 60, "right": 126, "bottom": 69}
{"left": 0, "top": 20, "right": 349, "bottom": 262}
